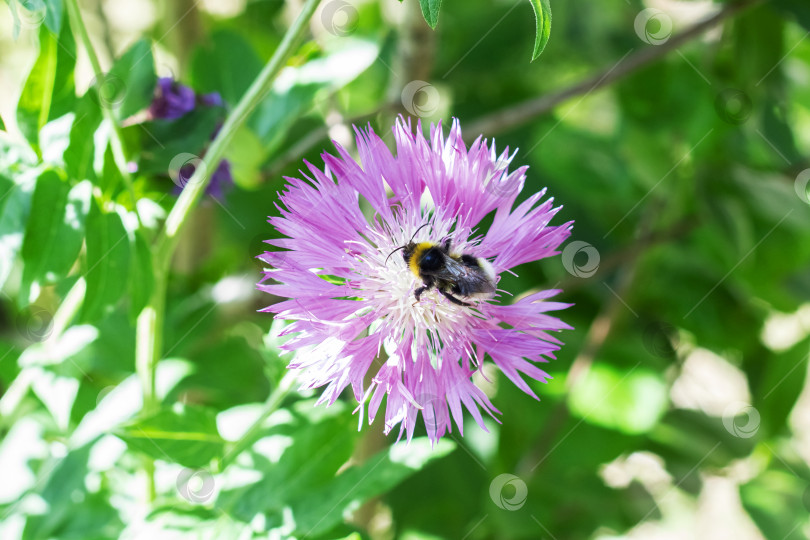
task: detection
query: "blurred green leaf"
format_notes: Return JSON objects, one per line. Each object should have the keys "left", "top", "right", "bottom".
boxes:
{"left": 295, "top": 438, "right": 455, "bottom": 537}
{"left": 419, "top": 0, "right": 442, "bottom": 28}
{"left": 42, "top": 0, "right": 63, "bottom": 35}
{"left": 530, "top": 0, "right": 552, "bottom": 60}
{"left": 21, "top": 441, "right": 95, "bottom": 540}
{"left": 0, "top": 172, "right": 35, "bottom": 289}
{"left": 16, "top": 20, "right": 76, "bottom": 150}
{"left": 251, "top": 40, "right": 378, "bottom": 159}
{"left": 740, "top": 468, "right": 810, "bottom": 540}
{"left": 81, "top": 201, "right": 130, "bottom": 320}
{"left": 189, "top": 28, "right": 262, "bottom": 107}
{"left": 115, "top": 406, "right": 225, "bottom": 468}
{"left": 21, "top": 171, "right": 90, "bottom": 292}
{"left": 773, "top": 0, "right": 810, "bottom": 29}
{"left": 752, "top": 338, "right": 810, "bottom": 436}
{"left": 568, "top": 363, "right": 668, "bottom": 434}
{"left": 108, "top": 39, "right": 157, "bottom": 120}
{"left": 64, "top": 91, "right": 102, "bottom": 183}
{"left": 17, "top": 29, "right": 56, "bottom": 147}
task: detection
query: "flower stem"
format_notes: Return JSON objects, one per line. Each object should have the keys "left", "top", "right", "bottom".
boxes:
{"left": 155, "top": 0, "right": 322, "bottom": 263}
{"left": 132, "top": 0, "right": 320, "bottom": 498}
{"left": 64, "top": 0, "right": 143, "bottom": 228}
{"left": 219, "top": 370, "right": 297, "bottom": 471}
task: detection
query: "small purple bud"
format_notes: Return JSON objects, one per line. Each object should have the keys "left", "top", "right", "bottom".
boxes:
{"left": 149, "top": 78, "right": 196, "bottom": 120}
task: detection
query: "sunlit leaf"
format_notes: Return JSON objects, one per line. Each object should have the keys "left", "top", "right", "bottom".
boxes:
{"left": 114, "top": 406, "right": 226, "bottom": 468}
{"left": 419, "top": 0, "right": 442, "bottom": 28}
{"left": 529, "top": 0, "right": 552, "bottom": 60}
{"left": 81, "top": 200, "right": 130, "bottom": 320}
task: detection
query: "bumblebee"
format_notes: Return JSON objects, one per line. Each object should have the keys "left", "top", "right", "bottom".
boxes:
{"left": 387, "top": 227, "right": 497, "bottom": 306}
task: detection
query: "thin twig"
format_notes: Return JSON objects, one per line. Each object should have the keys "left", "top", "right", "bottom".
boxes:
{"left": 467, "top": 0, "right": 764, "bottom": 139}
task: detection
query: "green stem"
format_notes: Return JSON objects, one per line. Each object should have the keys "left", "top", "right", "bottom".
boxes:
{"left": 64, "top": 0, "right": 143, "bottom": 227}
{"left": 219, "top": 371, "right": 297, "bottom": 471}
{"left": 135, "top": 260, "right": 166, "bottom": 502}
{"left": 155, "top": 0, "right": 322, "bottom": 263}
{"left": 133, "top": 0, "right": 320, "bottom": 497}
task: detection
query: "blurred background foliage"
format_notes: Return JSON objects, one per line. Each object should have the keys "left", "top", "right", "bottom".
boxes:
{"left": 1, "top": 0, "right": 810, "bottom": 538}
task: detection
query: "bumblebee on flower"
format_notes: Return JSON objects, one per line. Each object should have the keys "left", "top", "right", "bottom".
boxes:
{"left": 258, "top": 117, "right": 573, "bottom": 443}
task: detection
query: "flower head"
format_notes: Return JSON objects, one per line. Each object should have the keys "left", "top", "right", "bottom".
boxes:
{"left": 148, "top": 78, "right": 224, "bottom": 120}
{"left": 149, "top": 78, "right": 196, "bottom": 120}
{"left": 258, "top": 118, "right": 573, "bottom": 443}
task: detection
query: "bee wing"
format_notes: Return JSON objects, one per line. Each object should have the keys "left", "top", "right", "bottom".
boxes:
{"left": 430, "top": 255, "right": 497, "bottom": 297}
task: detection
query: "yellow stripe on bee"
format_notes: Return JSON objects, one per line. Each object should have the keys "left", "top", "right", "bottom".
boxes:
{"left": 409, "top": 242, "right": 434, "bottom": 277}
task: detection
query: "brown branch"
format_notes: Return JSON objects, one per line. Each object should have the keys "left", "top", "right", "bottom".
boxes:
{"left": 466, "top": 0, "right": 765, "bottom": 139}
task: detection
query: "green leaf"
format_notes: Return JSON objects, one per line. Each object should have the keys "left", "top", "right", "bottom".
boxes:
{"left": 295, "top": 438, "right": 455, "bottom": 537}
{"left": 81, "top": 200, "right": 130, "bottom": 320}
{"left": 42, "top": 0, "right": 63, "bottom": 35}
{"left": 189, "top": 29, "right": 262, "bottom": 107}
{"left": 21, "top": 441, "right": 96, "bottom": 540}
{"left": 0, "top": 114, "right": 6, "bottom": 131}
{"left": 419, "top": 0, "right": 442, "bottom": 28}
{"left": 250, "top": 40, "right": 378, "bottom": 159}
{"left": 64, "top": 90, "right": 102, "bottom": 182}
{"left": 107, "top": 38, "right": 157, "bottom": 119}
{"left": 0, "top": 172, "right": 35, "bottom": 289}
{"left": 114, "top": 406, "right": 226, "bottom": 468}
{"left": 21, "top": 171, "right": 90, "bottom": 291}
{"left": 568, "top": 363, "right": 668, "bottom": 434}
{"left": 129, "top": 229, "right": 154, "bottom": 321}
{"left": 740, "top": 468, "right": 810, "bottom": 540}
{"left": 17, "top": 28, "right": 58, "bottom": 148}
{"left": 16, "top": 21, "right": 76, "bottom": 150}
{"left": 529, "top": 0, "right": 552, "bottom": 61}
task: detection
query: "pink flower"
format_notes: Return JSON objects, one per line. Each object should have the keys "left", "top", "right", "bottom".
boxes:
{"left": 258, "top": 118, "right": 573, "bottom": 443}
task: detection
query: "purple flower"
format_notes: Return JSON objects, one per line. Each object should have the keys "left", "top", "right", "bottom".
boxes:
{"left": 173, "top": 158, "right": 233, "bottom": 198}
{"left": 258, "top": 118, "right": 573, "bottom": 443}
{"left": 200, "top": 92, "right": 223, "bottom": 108}
{"left": 149, "top": 78, "right": 196, "bottom": 120}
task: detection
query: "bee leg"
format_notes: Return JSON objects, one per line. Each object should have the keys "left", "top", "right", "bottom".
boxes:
{"left": 414, "top": 286, "right": 429, "bottom": 301}
{"left": 439, "top": 289, "right": 471, "bottom": 307}
{"left": 443, "top": 238, "right": 452, "bottom": 251}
